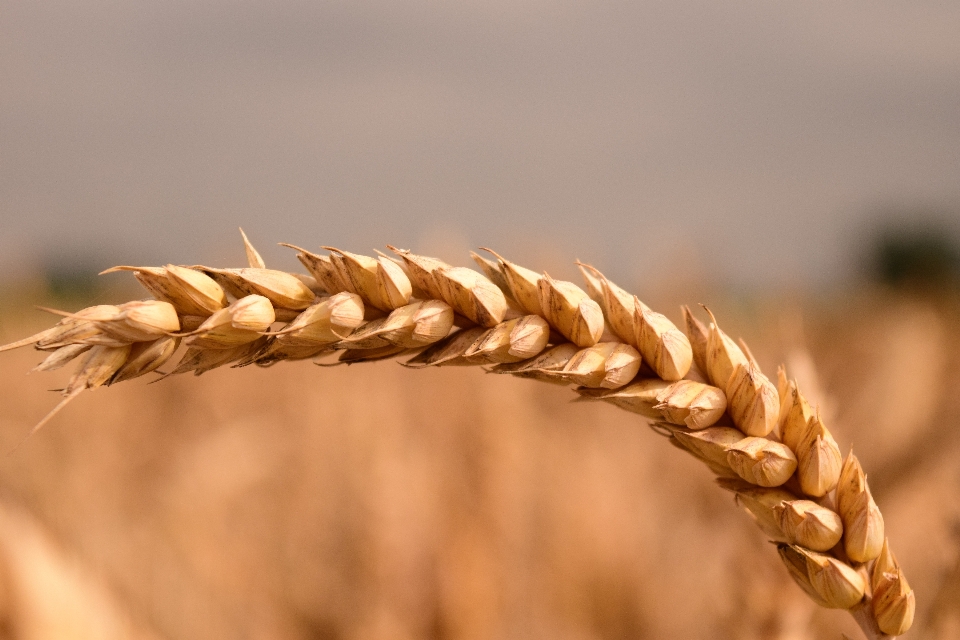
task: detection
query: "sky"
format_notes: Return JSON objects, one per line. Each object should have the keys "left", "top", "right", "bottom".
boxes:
{"left": 2, "top": 1, "right": 959, "bottom": 289}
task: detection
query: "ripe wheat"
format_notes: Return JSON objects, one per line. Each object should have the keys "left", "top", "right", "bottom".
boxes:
{"left": 0, "top": 231, "right": 915, "bottom": 639}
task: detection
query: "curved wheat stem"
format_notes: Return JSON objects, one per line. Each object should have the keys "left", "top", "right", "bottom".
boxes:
{"left": 0, "top": 231, "right": 914, "bottom": 639}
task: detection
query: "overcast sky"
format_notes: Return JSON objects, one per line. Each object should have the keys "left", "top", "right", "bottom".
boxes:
{"left": 2, "top": 1, "right": 959, "bottom": 289}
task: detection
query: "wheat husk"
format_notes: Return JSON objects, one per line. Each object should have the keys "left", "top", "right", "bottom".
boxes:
{"left": 36, "top": 302, "right": 178, "bottom": 348}
{"left": 0, "top": 305, "right": 143, "bottom": 354}
{"left": 773, "top": 499, "right": 844, "bottom": 552}
{"left": 478, "top": 249, "right": 544, "bottom": 317}
{"left": 796, "top": 415, "right": 842, "bottom": 498}
{"left": 571, "top": 266, "right": 664, "bottom": 352}
{"left": 100, "top": 266, "right": 175, "bottom": 304}
{"left": 468, "top": 251, "right": 511, "bottom": 296}
{"left": 95, "top": 300, "right": 181, "bottom": 343}
{"left": 32, "top": 344, "right": 92, "bottom": 372}
{"left": 633, "top": 299, "right": 693, "bottom": 381}
{"left": 183, "top": 295, "right": 276, "bottom": 349}
{"left": 168, "top": 265, "right": 231, "bottom": 312}
{"left": 231, "top": 337, "right": 328, "bottom": 367}
{"left": 198, "top": 266, "right": 316, "bottom": 310}
{"left": 330, "top": 300, "right": 451, "bottom": 351}
{"left": 574, "top": 379, "right": 670, "bottom": 419}
{"left": 321, "top": 247, "right": 412, "bottom": 311}
{"left": 378, "top": 300, "right": 455, "bottom": 349}
{"left": 732, "top": 485, "right": 797, "bottom": 541}
{"left": 110, "top": 337, "right": 181, "bottom": 384}
{"left": 433, "top": 266, "right": 507, "bottom": 328}
{"left": 703, "top": 307, "right": 750, "bottom": 394}
{"left": 103, "top": 265, "right": 229, "bottom": 316}
{"left": 576, "top": 378, "right": 726, "bottom": 429}
{"left": 575, "top": 262, "right": 605, "bottom": 306}
{"left": 467, "top": 253, "right": 528, "bottom": 322}
{"left": 333, "top": 317, "right": 392, "bottom": 350}
{"left": 336, "top": 300, "right": 454, "bottom": 350}
{"left": 332, "top": 344, "right": 413, "bottom": 364}
{"left": 38, "top": 313, "right": 110, "bottom": 348}
{"left": 45, "top": 307, "right": 125, "bottom": 347}
{"left": 667, "top": 425, "right": 747, "bottom": 471}
{"left": 725, "top": 437, "right": 798, "bottom": 487}
{"left": 463, "top": 315, "right": 550, "bottom": 364}
{"left": 176, "top": 315, "right": 206, "bottom": 332}
{"left": 685, "top": 306, "right": 780, "bottom": 437}
{"left": 557, "top": 342, "right": 641, "bottom": 389}
{"left": 681, "top": 305, "right": 710, "bottom": 377}
{"left": 489, "top": 343, "right": 580, "bottom": 384}
{"left": 654, "top": 379, "right": 727, "bottom": 429}
{"left": 168, "top": 339, "right": 269, "bottom": 376}
{"left": 776, "top": 378, "right": 843, "bottom": 497}
{"left": 836, "top": 451, "right": 885, "bottom": 563}
{"left": 280, "top": 244, "right": 348, "bottom": 295}
{"left": 387, "top": 246, "right": 451, "bottom": 301}
{"left": 668, "top": 434, "right": 743, "bottom": 477}
{"left": 726, "top": 362, "right": 780, "bottom": 437}
{"left": 293, "top": 273, "right": 324, "bottom": 297}
{"left": 779, "top": 376, "right": 814, "bottom": 447}
{"left": 871, "top": 539, "right": 915, "bottom": 635}
{"left": 778, "top": 544, "right": 866, "bottom": 609}
{"left": 403, "top": 328, "right": 488, "bottom": 368}
{"left": 70, "top": 345, "right": 133, "bottom": 391}
{"left": 270, "top": 293, "right": 365, "bottom": 348}
{"left": 575, "top": 264, "right": 636, "bottom": 345}
{"left": 665, "top": 437, "right": 740, "bottom": 477}
{"left": 20, "top": 344, "right": 134, "bottom": 440}
{"left": 538, "top": 274, "right": 604, "bottom": 347}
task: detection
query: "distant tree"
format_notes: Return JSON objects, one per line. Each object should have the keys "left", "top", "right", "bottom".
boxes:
{"left": 870, "top": 217, "right": 960, "bottom": 288}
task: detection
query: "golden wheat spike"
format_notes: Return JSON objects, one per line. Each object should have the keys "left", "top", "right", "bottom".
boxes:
{"left": 0, "top": 232, "right": 911, "bottom": 640}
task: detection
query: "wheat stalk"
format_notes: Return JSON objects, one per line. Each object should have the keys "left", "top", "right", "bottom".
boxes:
{"left": 0, "top": 231, "right": 915, "bottom": 639}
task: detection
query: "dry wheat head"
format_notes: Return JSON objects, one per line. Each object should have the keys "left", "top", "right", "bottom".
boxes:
{"left": 0, "top": 230, "right": 915, "bottom": 639}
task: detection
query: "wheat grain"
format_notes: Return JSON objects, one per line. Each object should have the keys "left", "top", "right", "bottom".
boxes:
{"left": 556, "top": 341, "right": 642, "bottom": 388}
{"left": 462, "top": 315, "right": 550, "bottom": 364}
{"left": 182, "top": 294, "right": 276, "bottom": 349}
{"left": 730, "top": 484, "right": 799, "bottom": 540}
{"left": 774, "top": 499, "right": 845, "bottom": 552}
{"left": 537, "top": 273, "right": 604, "bottom": 346}
{"left": 479, "top": 248, "right": 543, "bottom": 316}
{"left": 488, "top": 342, "right": 580, "bottom": 383}
{"left": 872, "top": 539, "right": 916, "bottom": 635}
{"left": 778, "top": 543, "right": 867, "bottom": 610}
{"left": 725, "top": 436, "right": 799, "bottom": 487}
{"left": 0, "top": 231, "right": 915, "bottom": 639}
{"left": 575, "top": 378, "right": 727, "bottom": 429}
{"left": 110, "top": 336, "right": 180, "bottom": 383}
{"left": 837, "top": 452, "right": 886, "bottom": 564}
{"left": 779, "top": 375, "right": 844, "bottom": 497}
{"left": 321, "top": 246, "right": 412, "bottom": 311}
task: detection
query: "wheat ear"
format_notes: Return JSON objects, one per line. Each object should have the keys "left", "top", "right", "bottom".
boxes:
{"left": 1, "top": 230, "right": 915, "bottom": 639}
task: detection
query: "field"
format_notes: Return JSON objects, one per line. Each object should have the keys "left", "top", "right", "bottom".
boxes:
{"left": 0, "top": 289, "right": 958, "bottom": 639}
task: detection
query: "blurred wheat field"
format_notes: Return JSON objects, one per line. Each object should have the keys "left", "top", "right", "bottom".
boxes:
{"left": 0, "top": 291, "right": 958, "bottom": 640}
